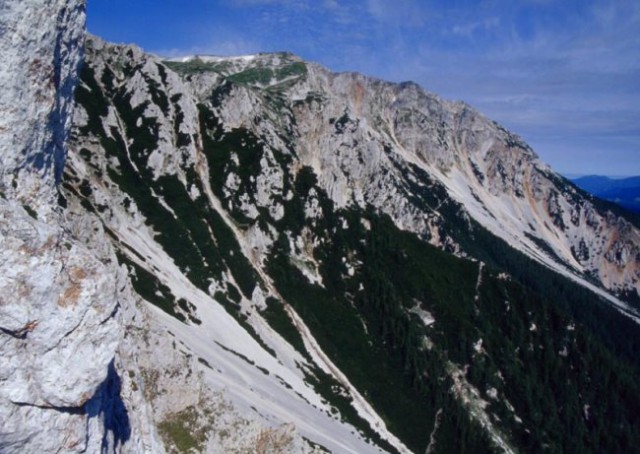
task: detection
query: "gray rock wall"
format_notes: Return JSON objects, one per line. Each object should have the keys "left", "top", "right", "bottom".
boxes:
{"left": 0, "top": 1, "right": 143, "bottom": 452}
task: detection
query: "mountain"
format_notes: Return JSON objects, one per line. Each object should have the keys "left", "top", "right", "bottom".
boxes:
{"left": 2, "top": 1, "right": 640, "bottom": 453}
{"left": 572, "top": 175, "right": 640, "bottom": 213}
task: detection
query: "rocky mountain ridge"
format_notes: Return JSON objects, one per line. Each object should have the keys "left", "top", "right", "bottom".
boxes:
{"left": 2, "top": 1, "right": 640, "bottom": 452}
{"left": 162, "top": 48, "right": 640, "bottom": 308}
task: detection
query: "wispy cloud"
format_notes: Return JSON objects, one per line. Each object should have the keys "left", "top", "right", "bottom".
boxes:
{"left": 450, "top": 17, "right": 500, "bottom": 38}
{"left": 365, "top": 0, "right": 429, "bottom": 26}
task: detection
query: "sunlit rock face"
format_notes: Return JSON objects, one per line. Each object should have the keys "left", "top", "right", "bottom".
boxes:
{"left": 154, "top": 49, "right": 640, "bottom": 302}
{"left": 0, "top": 1, "right": 129, "bottom": 452}
{"left": 0, "top": 0, "right": 85, "bottom": 206}
{"left": 286, "top": 68, "right": 640, "bottom": 300}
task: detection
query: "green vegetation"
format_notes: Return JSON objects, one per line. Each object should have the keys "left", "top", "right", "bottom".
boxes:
{"left": 265, "top": 162, "right": 640, "bottom": 452}
{"left": 163, "top": 58, "right": 221, "bottom": 75}
{"left": 101, "top": 124, "right": 218, "bottom": 292}
{"left": 227, "top": 61, "right": 307, "bottom": 86}
{"left": 22, "top": 204, "right": 38, "bottom": 220}
{"left": 215, "top": 341, "right": 272, "bottom": 373}
{"left": 115, "top": 251, "right": 184, "bottom": 322}
{"left": 332, "top": 112, "right": 352, "bottom": 133}
{"left": 198, "top": 103, "right": 270, "bottom": 225}
{"left": 74, "top": 58, "right": 259, "bottom": 316}
{"left": 264, "top": 171, "right": 495, "bottom": 452}
{"left": 75, "top": 64, "right": 109, "bottom": 136}
{"left": 213, "top": 289, "right": 276, "bottom": 358}
{"left": 469, "top": 272, "right": 640, "bottom": 453}
{"left": 400, "top": 159, "right": 640, "bottom": 372}
{"left": 158, "top": 406, "right": 209, "bottom": 453}
{"left": 260, "top": 297, "right": 309, "bottom": 359}
{"left": 172, "top": 107, "right": 191, "bottom": 148}
{"left": 304, "top": 366, "right": 400, "bottom": 454}
{"left": 205, "top": 209, "right": 258, "bottom": 298}
{"left": 144, "top": 73, "right": 170, "bottom": 115}
{"left": 163, "top": 56, "right": 306, "bottom": 88}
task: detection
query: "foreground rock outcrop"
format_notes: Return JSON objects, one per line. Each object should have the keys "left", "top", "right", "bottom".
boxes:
{"left": 0, "top": 0, "right": 125, "bottom": 451}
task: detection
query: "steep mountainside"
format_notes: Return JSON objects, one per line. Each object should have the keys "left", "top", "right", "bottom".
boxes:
{"left": 57, "top": 34, "right": 640, "bottom": 453}
{"left": 159, "top": 53, "right": 640, "bottom": 307}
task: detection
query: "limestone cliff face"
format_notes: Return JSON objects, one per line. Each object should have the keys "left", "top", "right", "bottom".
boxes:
{"left": 0, "top": 1, "right": 152, "bottom": 452}
{"left": 0, "top": 0, "right": 84, "bottom": 207}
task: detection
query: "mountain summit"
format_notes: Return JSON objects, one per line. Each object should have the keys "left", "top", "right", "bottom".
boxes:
{"left": 2, "top": 1, "right": 640, "bottom": 453}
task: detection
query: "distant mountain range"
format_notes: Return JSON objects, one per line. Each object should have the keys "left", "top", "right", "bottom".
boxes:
{"left": 571, "top": 175, "right": 640, "bottom": 213}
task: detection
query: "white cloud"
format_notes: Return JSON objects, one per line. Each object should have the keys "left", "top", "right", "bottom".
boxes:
{"left": 451, "top": 17, "right": 500, "bottom": 37}
{"left": 365, "top": 0, "right": 428, "bottom": 27}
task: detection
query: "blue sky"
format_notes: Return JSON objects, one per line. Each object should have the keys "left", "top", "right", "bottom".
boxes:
{"left": 88, "top": 0, "right": 640, "bottom": 176}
